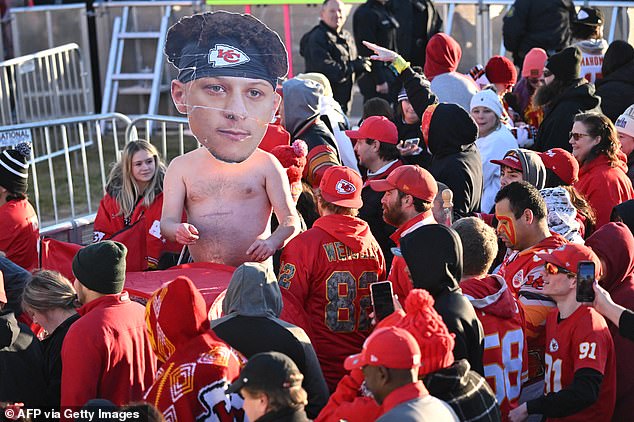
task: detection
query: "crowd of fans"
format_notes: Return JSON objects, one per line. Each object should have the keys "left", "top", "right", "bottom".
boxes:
{"left": 2, "top": 1, "right": 634, "bottom": 421}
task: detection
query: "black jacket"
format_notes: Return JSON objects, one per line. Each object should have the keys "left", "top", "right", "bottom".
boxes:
{"left": 595, "top": 59, "right": 634, "bottom": 123}
{"left": 400, "top": 224, "right": 485, "bottom": 375}
{"left": 41, "top": 313, "right": 80, "bottom": 407}
{"left": 398, "top": 66, "right": 482, "bottom": 218}
{"left": 353, "top": 0, "right": 398, "bottom": 86}
{"left": 255, "top": 407, "right": 310, "bottom": 422}
{"left": 300, "top": 22, "right": 358, "bottom": 113}
{"left": 534, "top": 80, "right": 602, "bottom": 152}
{"left": 390, "top": 0, "right": 442, "bottom": 68}
{"left": 503, "top": 0, "right": 576, "bottom": 66}
{"left": 0, "top": 311, "right": 46, "bottom": 407}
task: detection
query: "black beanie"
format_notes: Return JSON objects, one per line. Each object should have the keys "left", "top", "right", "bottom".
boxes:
{"left": 602, "top": 40, "right": 634, "bottom": 77}
{"left": 72, "top": 241, "right": 127, "bottom": 294}
{"left": 0, "top": 143, "right": 30, "bottom": 195}
{"left": 545, "top": 47, "right": 582, "bottom": 81}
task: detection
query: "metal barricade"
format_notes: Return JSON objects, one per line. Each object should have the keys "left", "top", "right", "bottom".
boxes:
{"left": 0, "top": 43, "right": 94, "bottom": 126}
{"left": 0, "top": 113, "right": 132, "bottom": 231}
{"left": 125, "top": 114, "right": 200, "bottom": 162}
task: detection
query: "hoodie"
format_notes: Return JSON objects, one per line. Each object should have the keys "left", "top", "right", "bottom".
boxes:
{"left": 460, "top": 275, "right": 529, "bottom": 419}
{"left": 425, "top": 33, "right": 478, "bottom": 111}
{"left": 400, "top": 224, "right": 484, "bottom": 374}
{"left": 595, "top": 58, "right": 634, "bottom": 122}
{"left": 212, "top": 263, "right": 329, "bottom": 419}
{"left": 585, "top": 223, "right": 634, "bottom": 422}
{"left": 278, "top": 213, "right": 385, "bottom": 390}
{"left": 515, "top": 148, "right": 547, "bottom": 189}
{"left": 612, "top": 199, "right": 634, "bottom": 235}
{"left": 575, "top": 153, "right": 634, "bottom": 229}
{"left": 534, "top": 80, "right": 601, "bottom": 152}
{"left": 144, "top": 276, "right": 244, "bottom": 421}
{"left": 282, "top": 78, "right": 340, "bottom": 187}
{"left": 427, "top": 103, "right": 483, "bottom": 218}
{"left": 572, "top": 38, "right": 608, "bottom": 83}
{"left": 0, "top": 311, "right": 45, "bottom": 407}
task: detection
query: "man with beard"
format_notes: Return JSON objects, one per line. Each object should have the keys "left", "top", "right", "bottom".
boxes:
{"left": 533, "top": 46, "right": 601, "bottom": 152}
{"left": 160, "top": 12, "right": 300, "bottom": 267}
{"left": 369, "top": 165, "right": 438, "bottom": 302}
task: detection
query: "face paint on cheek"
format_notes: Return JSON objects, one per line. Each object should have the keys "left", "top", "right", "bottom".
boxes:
{"left": 497, "top": 215, "right": 517, "bottom": 245}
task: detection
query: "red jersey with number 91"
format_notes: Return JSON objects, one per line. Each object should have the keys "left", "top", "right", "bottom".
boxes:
{"left": 543, "top": 305, "right": 616, "bottom": 422}
{"left": 277, "top": 214, "right": 386, "bottom": 391}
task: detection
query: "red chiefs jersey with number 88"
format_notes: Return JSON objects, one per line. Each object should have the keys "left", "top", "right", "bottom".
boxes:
{"left": 543, "top": 305, "right": 616, "bottom": 422}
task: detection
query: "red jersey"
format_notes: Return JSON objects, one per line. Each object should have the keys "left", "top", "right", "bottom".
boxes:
{"left": 93, "top": 192, "right": 181, "bottom": 270}
{"left": 387, "top": 212, "right": 436, "bottom": 301}
{"left": 543, "top": 306, "right": 616, "bottom": 422}
{"left": 461, "top": 275, "right": 528, "bottom": 421}
{"left": 496, "top": 233, "right": 567, "bottom": 381}
{"left": 278, "top": 214, "right": 385, "bottom": 390}
{"left": 0, "top": 199, "right": 38, "bottom": 270}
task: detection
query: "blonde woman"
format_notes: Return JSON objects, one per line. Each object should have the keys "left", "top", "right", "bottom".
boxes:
{"left": 93, "top": 140, "right": 179, "bottom": 270}
{"left": 21, "top": 270, "right": 79, "bottom": 407}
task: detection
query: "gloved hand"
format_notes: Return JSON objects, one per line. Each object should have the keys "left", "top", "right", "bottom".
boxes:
{"left": 352, "top": 57, "right": 372, "bottom": 75}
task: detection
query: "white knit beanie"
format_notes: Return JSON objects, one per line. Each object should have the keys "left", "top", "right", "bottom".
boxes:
{"left": 470, "top": 89, "right": 503, "bottom": 118}
{"left": 615, "top": 104, "right": 634, "bottom": 138}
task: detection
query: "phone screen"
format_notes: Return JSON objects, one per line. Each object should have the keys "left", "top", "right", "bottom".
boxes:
{"left": 371, "top": 281, "right": 395, "bottom": 321}
{"left": 576, "top": 261, "right": 595, "bottom": 302}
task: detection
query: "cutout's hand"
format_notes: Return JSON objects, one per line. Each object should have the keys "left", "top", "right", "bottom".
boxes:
{"left": 362, "top": 41, "right": 398, "bottom": 63}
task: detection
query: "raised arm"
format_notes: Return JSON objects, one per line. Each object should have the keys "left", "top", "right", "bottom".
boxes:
{"left": 160, "top": 156, "right": 199, "bottom": 245}
{"left": 246, "top": 157, "right": 300, "bottom": 262}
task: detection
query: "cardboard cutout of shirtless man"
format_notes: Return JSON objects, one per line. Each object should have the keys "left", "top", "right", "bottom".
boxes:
{"left": 161, "top": 11, "right": 300, "bottom": 267}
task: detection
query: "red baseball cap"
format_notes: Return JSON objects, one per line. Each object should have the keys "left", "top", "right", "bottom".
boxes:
{"left": 345, "top": 116, "right": 398, "bottom": 145}
{"left": 319, "top": 166, "right": 363, "bottom": 208}
{"left": 536, "top": 243, "right": 602, "bottom": 278}
{"left": 344, "top": 327, "right": 422, "bottom": 370}
{"left": 538, "top": 148, "right": 579, "bottom": 185}
{"left": 368, "top": 165, "right": 438, "bottom": 202}
{"left": 491, "top": 150, "right": 523, "bottom": 172}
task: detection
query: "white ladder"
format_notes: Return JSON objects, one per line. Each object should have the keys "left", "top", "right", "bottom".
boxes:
{"left": 101, "top": 5, "right": 171, "bottom": 119}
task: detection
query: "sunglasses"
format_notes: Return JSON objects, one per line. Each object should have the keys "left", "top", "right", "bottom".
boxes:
{"left": 544, "top": 261, "right": 575, "bottom": 277}
{"left": 569, "top": 132, "right": 592, "bottom": 141}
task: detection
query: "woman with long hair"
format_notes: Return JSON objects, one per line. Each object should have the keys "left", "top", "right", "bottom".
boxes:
{"left": 21, "top": 270, "right": 79, "bottom": 407}
{"left": 93, "top": 140, "right": 180, "bottom": 270}
{"left": 571, "top": 112, "right": 634, "bottom": 229}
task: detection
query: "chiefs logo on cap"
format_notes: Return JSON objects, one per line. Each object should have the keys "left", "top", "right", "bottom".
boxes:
{"left": 208, "top": 44, "right": 251, "bottom": 68}
{"left": 335, "top": 179, "right": 356, "bottom": 195}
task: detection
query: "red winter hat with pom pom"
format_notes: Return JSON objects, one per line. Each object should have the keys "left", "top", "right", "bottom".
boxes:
{"left": 271, "top": 140, "right": 308, "bottom": 202}
{"left": 396, "top": 289, "right": 455, "bottom": 375}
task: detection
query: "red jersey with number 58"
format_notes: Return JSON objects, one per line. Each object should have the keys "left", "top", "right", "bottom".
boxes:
{"left": 278, "top": 214, "right": 385, "bottom": 391}
{"left": 461, "top": 275, "right": 528, "bottom": 421}
{"left": 543, "top": 305, "right": 616, "bottom": 422}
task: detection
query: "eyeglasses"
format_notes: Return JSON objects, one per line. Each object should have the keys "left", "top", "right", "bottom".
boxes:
{"left": 544, "top": 261, "right": 575, "bottom": 277}
{"left": 569, "top": 132, "right": 592, "bottom": 141}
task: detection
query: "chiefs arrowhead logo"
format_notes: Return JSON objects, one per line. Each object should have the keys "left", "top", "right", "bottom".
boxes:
{"left": 208, "top": 44, "right": 250, "bottom": 68}
{"left": 512, "top": 269, "right": 524, "bottom": 289}
{"left": 549, "top": 338, "right": 559, "bottom": 352}
{"left": 545, "top": 149, "right": 557, "bottom": 157}
{"left": 335, "top": 179, "right": 356, "bottom": 195}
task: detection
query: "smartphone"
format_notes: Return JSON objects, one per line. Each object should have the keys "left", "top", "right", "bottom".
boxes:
{"left": 576, "top": 261, "right": 596, "bottom": 303}
{"left": 370, "top": 281, "right": 395, "bottom": 321}
{"left": 403, "top": 137, "right": 420, "bottom": 148}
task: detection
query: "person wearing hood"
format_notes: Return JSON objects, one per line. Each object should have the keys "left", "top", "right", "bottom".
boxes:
{"left": 211, "top": 263, "right": 329, "bottom": 419}
{"left": 585, "top": 222, "right": 634, "bottom": 422}
{"left": 144, "top": 276, "right": 245, "bottom": 421}
{"left": 611, "top": 199, "right": 634, "bottom": 235}
{"left": 398, "top": 223, "right": 485, "bottom": 375}
{"left": 493, "top": 182, "right": 568, "bottom": 402}
{"left": 0, "top": 271, "right": 46, "bottom": 408}
{"left": 502, "top": 0, "right": 576, "bottom": 67}
{"left": 93, "top": 140, "right": 181, "bottom": 270}
{"left": 453, "top": 217, "right": 528, "bottom": 421}
{"left": 278, "top": 166, "right": 385, "bottom": 391}
{"left": 533, "top": 47, "right": 602, "bottom": 152}
{"left": 492, "top": 149, "right": 546, "bottom": 192}
{"left": 571, "top": 7, "right": 608, "bottom": 84}
{"left": 471, "top": 90, "right": 519, "bottom": 213}
{"left": 423, "top": 33, "right": 479, "bottom": 111}
{"left": 595, "top": 41, "right": 634, "bottom": 122}
{"left": 282, "top": 78, "right": 341, "bottom": 188}
{"left": 571, "top": 112, "right": 634, "bottom": 229}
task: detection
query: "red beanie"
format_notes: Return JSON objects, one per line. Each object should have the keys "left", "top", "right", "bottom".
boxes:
{"left": 485, "top": 55, "right": 517, "bottom": 86}
{"left": 395, "top": 289, "right": 455, "bottom": 375}
{"left": 271, "top": 140, "right": 308, "bottom": 202}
